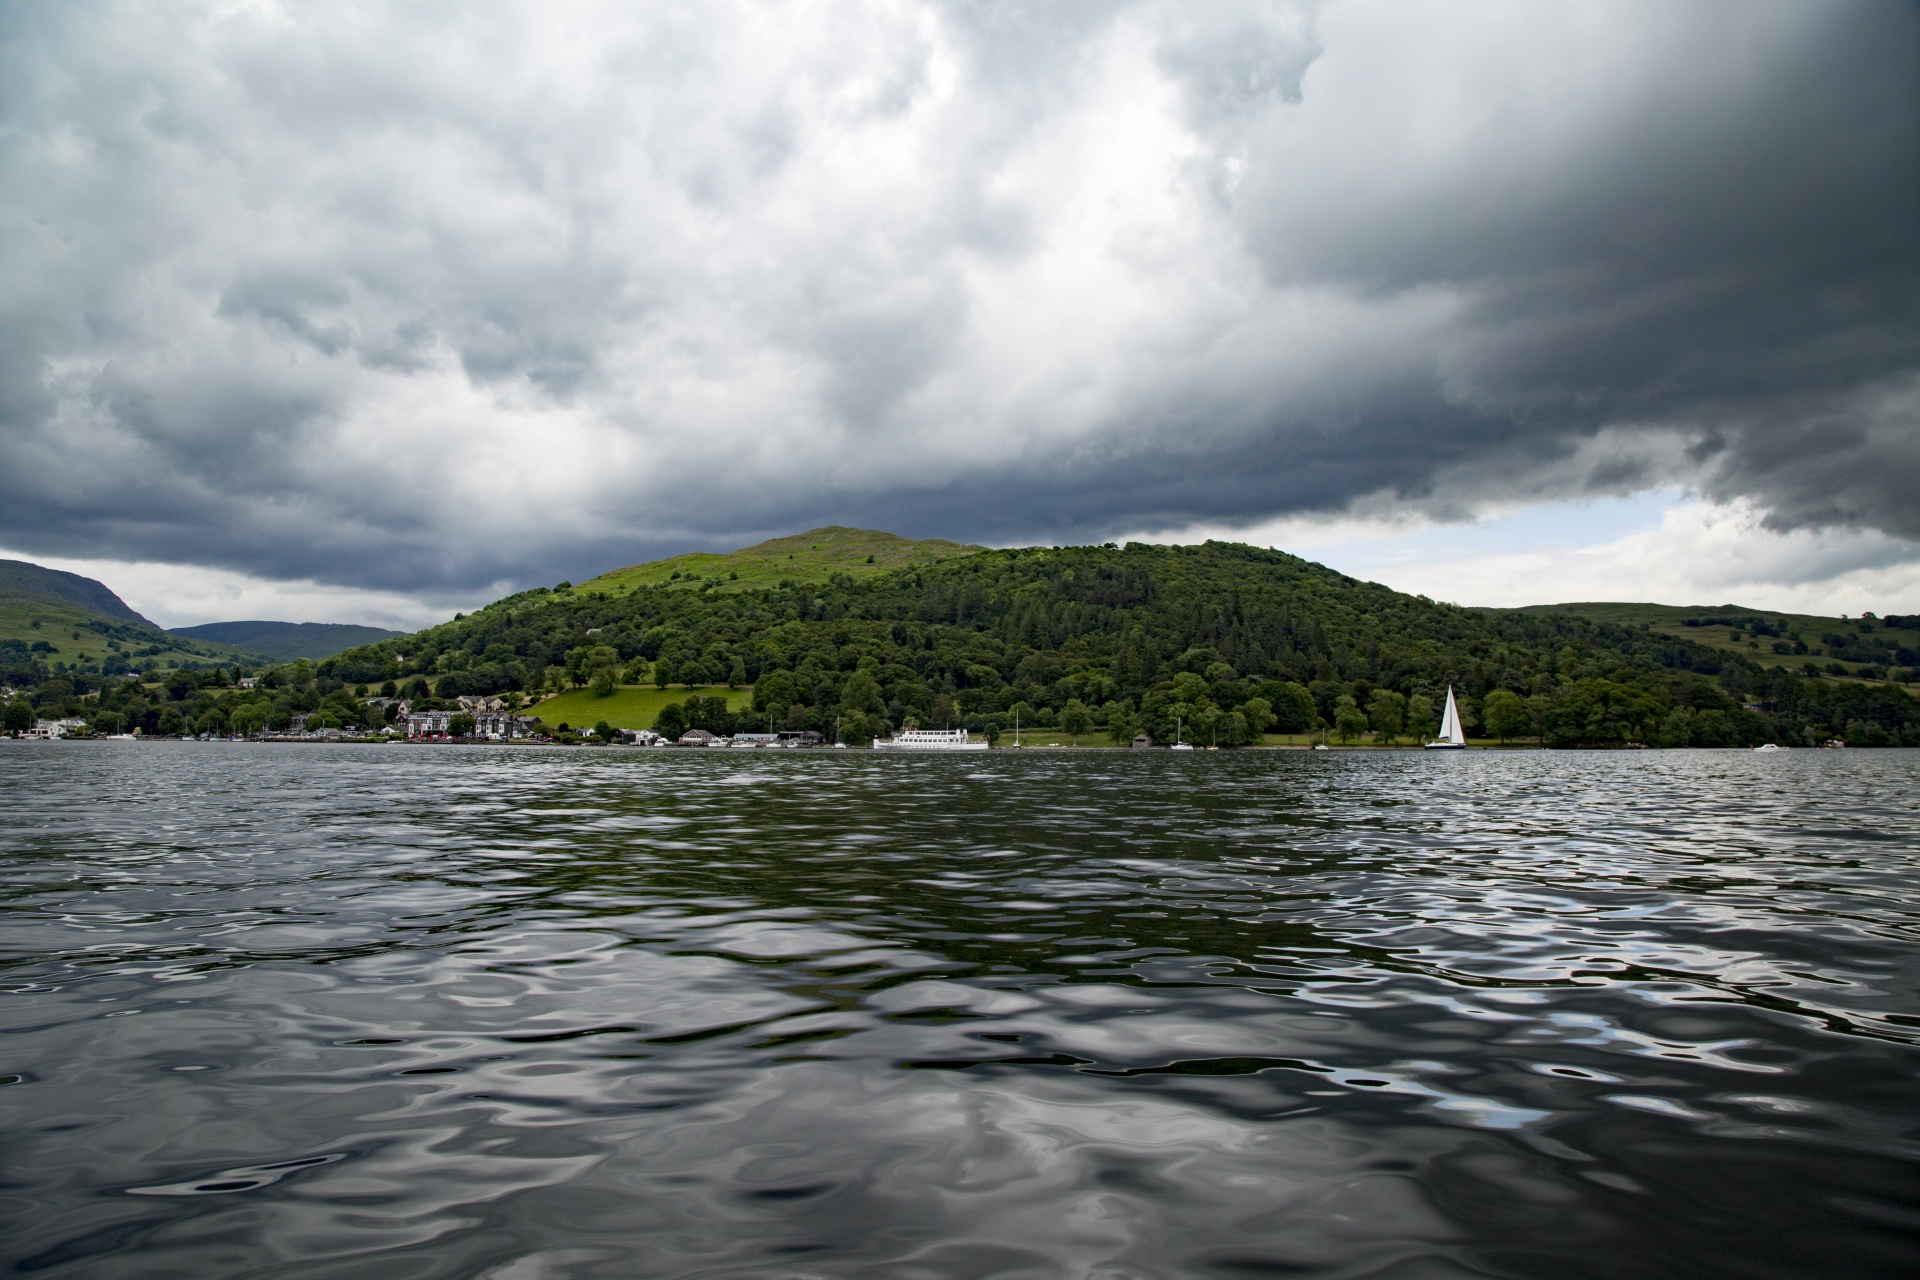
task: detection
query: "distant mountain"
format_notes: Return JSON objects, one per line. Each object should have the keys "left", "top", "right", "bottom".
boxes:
{"left": 0, "top": 559, "right": 158, "bottom": 627}
{"left": 579, "top": 526, "right": 981, "bottom": 595}
{"left": 168, "top": 621, "right": 406, "bottom": 662}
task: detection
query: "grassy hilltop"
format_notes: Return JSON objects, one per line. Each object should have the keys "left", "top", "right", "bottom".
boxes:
{"left": 1506, "top": 602, "right": 1920, "bottom": 682}
{"left": 578, "top": 527, "right": 981, "bottom": 595}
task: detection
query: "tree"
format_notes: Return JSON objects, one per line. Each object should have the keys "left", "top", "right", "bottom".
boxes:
{"left": 1482, "top": 689, "right": 1528, "bottom": 744}
{"left": 2, "top": 700, "right": 30, "bottom": 734}
{"left": 1404, "top": 693, "right": 1434, "bottom": 742}
{"left": 728, "top": 656, "right": 748, "bottom": 688}
{"left": 590, "top": 666, "right": 617, "bottom": 697}
{"left": 1540, "top": 680, "right": 1661, "bottom": 747}
{"left": 1263, "top": 682, "right": 1316, "bottom": 733}
{"left": 1333, "top": 695, "right": 1367, "bottom": 744}
{"left": 1526, "top": 693, "right": 1553, "bottom": 743}
{"left": 593, "top": 720, "right": 615, "bottom": 742}
{"left": 1060, "top": 698, "right": 1093, "bottom": 744}
{"left": 1103, "top": 699, "right": 1136, "bottom": 744}
{"left": 1226, "top": 709, "right": 1250, "bottom": 746}
{"left": 654, "top": 701, "right": 687, "bottom": 741}
{"left": 841, "top": 670, "right": 885, "bottom": 715}
{"left": 158, "top": 708, "right": 186, "bottom": 735}
{"left": 1239, "top": 696, "right": 1275, "bottom": 739}
{"left": 1366, "top": 689, "right": 1406, "bottom": 744}
{"left": 448, "top": 713, "right": 476, "bottom": 737}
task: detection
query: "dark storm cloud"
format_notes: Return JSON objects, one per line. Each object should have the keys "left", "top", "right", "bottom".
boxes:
{"left": 0, "top": 0, "right": 1914, "bottom": 594}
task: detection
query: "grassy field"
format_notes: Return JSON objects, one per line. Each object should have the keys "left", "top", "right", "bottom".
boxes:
{"left": 0, "top": 596, "right": 243, "bottom": 672}
{"left": 1505, "top": 601, "right": 1919, "bottom": 681}
{"left": 574, "top": 526, "right": 981, "bottom": 597}
{"left": 526, "top": 684, "right": 755, "bottom": 730}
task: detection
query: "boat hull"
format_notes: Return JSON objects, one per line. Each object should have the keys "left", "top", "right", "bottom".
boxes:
{"left": 1423, "top": 742, "right": 1466, "bottom": 751}
{"left": 873, "top": 741, "right": 989, "bottom": 751}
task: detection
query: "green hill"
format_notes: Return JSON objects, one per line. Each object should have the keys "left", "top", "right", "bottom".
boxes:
{"left": 0, "top": 559, "right": 246, "bottom": 686}
{"left": 0, "top": 559, "right": 159, "bottom": 626}
{"left": 1507, "top": 602, "right": 1920, "bottom": 681}
{"left": 577, "top": 526, "right": 981, "bottom": 595}
{"left": 169, "top": 621, "right": 406, "bottom": 662}
{"left": 288, "top": 539, "right": 1914, "bottom": 748}
{"left": 25, "top": 537, "right": 1918, "bottom": 747}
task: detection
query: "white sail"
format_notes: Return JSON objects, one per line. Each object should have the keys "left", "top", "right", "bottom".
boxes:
{"left": 1437, "top": 686, "right": 1466, "bottom": 746}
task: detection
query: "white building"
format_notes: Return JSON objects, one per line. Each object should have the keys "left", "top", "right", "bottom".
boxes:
{"left": 403, "top": 709, "right": 458, "bottom": 738}
{"left": 27, "top": 718, "right": 87, "bottom": 739}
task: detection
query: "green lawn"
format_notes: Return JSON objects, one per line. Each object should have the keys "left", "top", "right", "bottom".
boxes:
{"left": 526, "top": 684, "right": 754, "bottom": 730}
{"left": 572, "top": 526, "right": 981, "bottom": 597}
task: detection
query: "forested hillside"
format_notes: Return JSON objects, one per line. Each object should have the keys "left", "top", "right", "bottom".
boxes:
{"left": 295, "top": 541, "right": 1917, "bottom": 747}
{"left": 14, "top": 540, "right": 1916, "bottom": 745}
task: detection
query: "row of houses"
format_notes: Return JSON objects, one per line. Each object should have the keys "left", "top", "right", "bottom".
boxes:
{"left": 398, "top": 708, "right": 540, "bottom": 740}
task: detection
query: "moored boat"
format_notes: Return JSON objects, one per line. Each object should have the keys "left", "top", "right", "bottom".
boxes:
{"left": 873, "top": 728, "right": 989, "bottom": 751}
{"left": 1425, "top": 686, "right": 1467, "bottom": 751}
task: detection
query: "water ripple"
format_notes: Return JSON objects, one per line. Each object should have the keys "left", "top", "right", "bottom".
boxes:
{"left": 2, "top": 743, "right": 1918, "bottom": 1277}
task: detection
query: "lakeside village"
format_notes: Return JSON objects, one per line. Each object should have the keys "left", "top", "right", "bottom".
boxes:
{"left": 2, "top": 677, "right": 1854, "bottom": 751}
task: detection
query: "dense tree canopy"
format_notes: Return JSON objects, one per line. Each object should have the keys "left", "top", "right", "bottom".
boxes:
{"left": 294, "top": 541, "right": 1919, "bottom": 747}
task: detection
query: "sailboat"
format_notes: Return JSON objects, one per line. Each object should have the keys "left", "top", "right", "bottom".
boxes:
{"left": 1424, "top": 686, "right": 1467, "bottom": 751}
{"left": 1170, "top": 715, "right": 1193, "bottom": 750}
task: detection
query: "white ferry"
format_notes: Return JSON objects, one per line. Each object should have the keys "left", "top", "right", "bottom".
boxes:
{"left": 873, "top": 728, "right": 989, "bottom": 752}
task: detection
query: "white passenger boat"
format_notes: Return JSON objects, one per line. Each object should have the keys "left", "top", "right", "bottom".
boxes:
{"left": 873, "top": 728, "right": 989, "bottom": 751}
{"left": 1424, "top": 686, "right": 1467, "bottom": 750}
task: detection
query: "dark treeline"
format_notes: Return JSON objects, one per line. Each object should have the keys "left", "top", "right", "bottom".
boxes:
{"left": 10, "top": 541, "right": 1916, "bottom": 745}
{"left": 295, "top": 541, "right": 1917, "bottom": 747}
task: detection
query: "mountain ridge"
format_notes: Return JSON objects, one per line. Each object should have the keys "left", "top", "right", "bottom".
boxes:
{"left": 577, "top": 526, "right": 981, "bottom": 595}
{"left": 0, "top": 559, "right": 158, "bottom": 628}
{"left": 168, "top": 621, "right": 406, "bottom": 662}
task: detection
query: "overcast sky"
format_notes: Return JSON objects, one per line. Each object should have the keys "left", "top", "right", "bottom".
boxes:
{"left": 3, "top": 0, "right": 1917, "bottom": 627}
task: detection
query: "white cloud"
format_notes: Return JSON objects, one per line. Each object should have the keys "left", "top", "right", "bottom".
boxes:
{"left": 1142, "top": 495, "right": 1920, "bottom": 616}
{"left": 0, "top": 0, "right": 1913, "bottom": 605}
{"left": 0, "top": 549, "right": 481, "bottom": 631}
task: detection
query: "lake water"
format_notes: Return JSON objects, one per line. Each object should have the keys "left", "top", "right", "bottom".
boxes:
{"left": 3, "top": 743, "right": 1918, "bottom": 1278}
